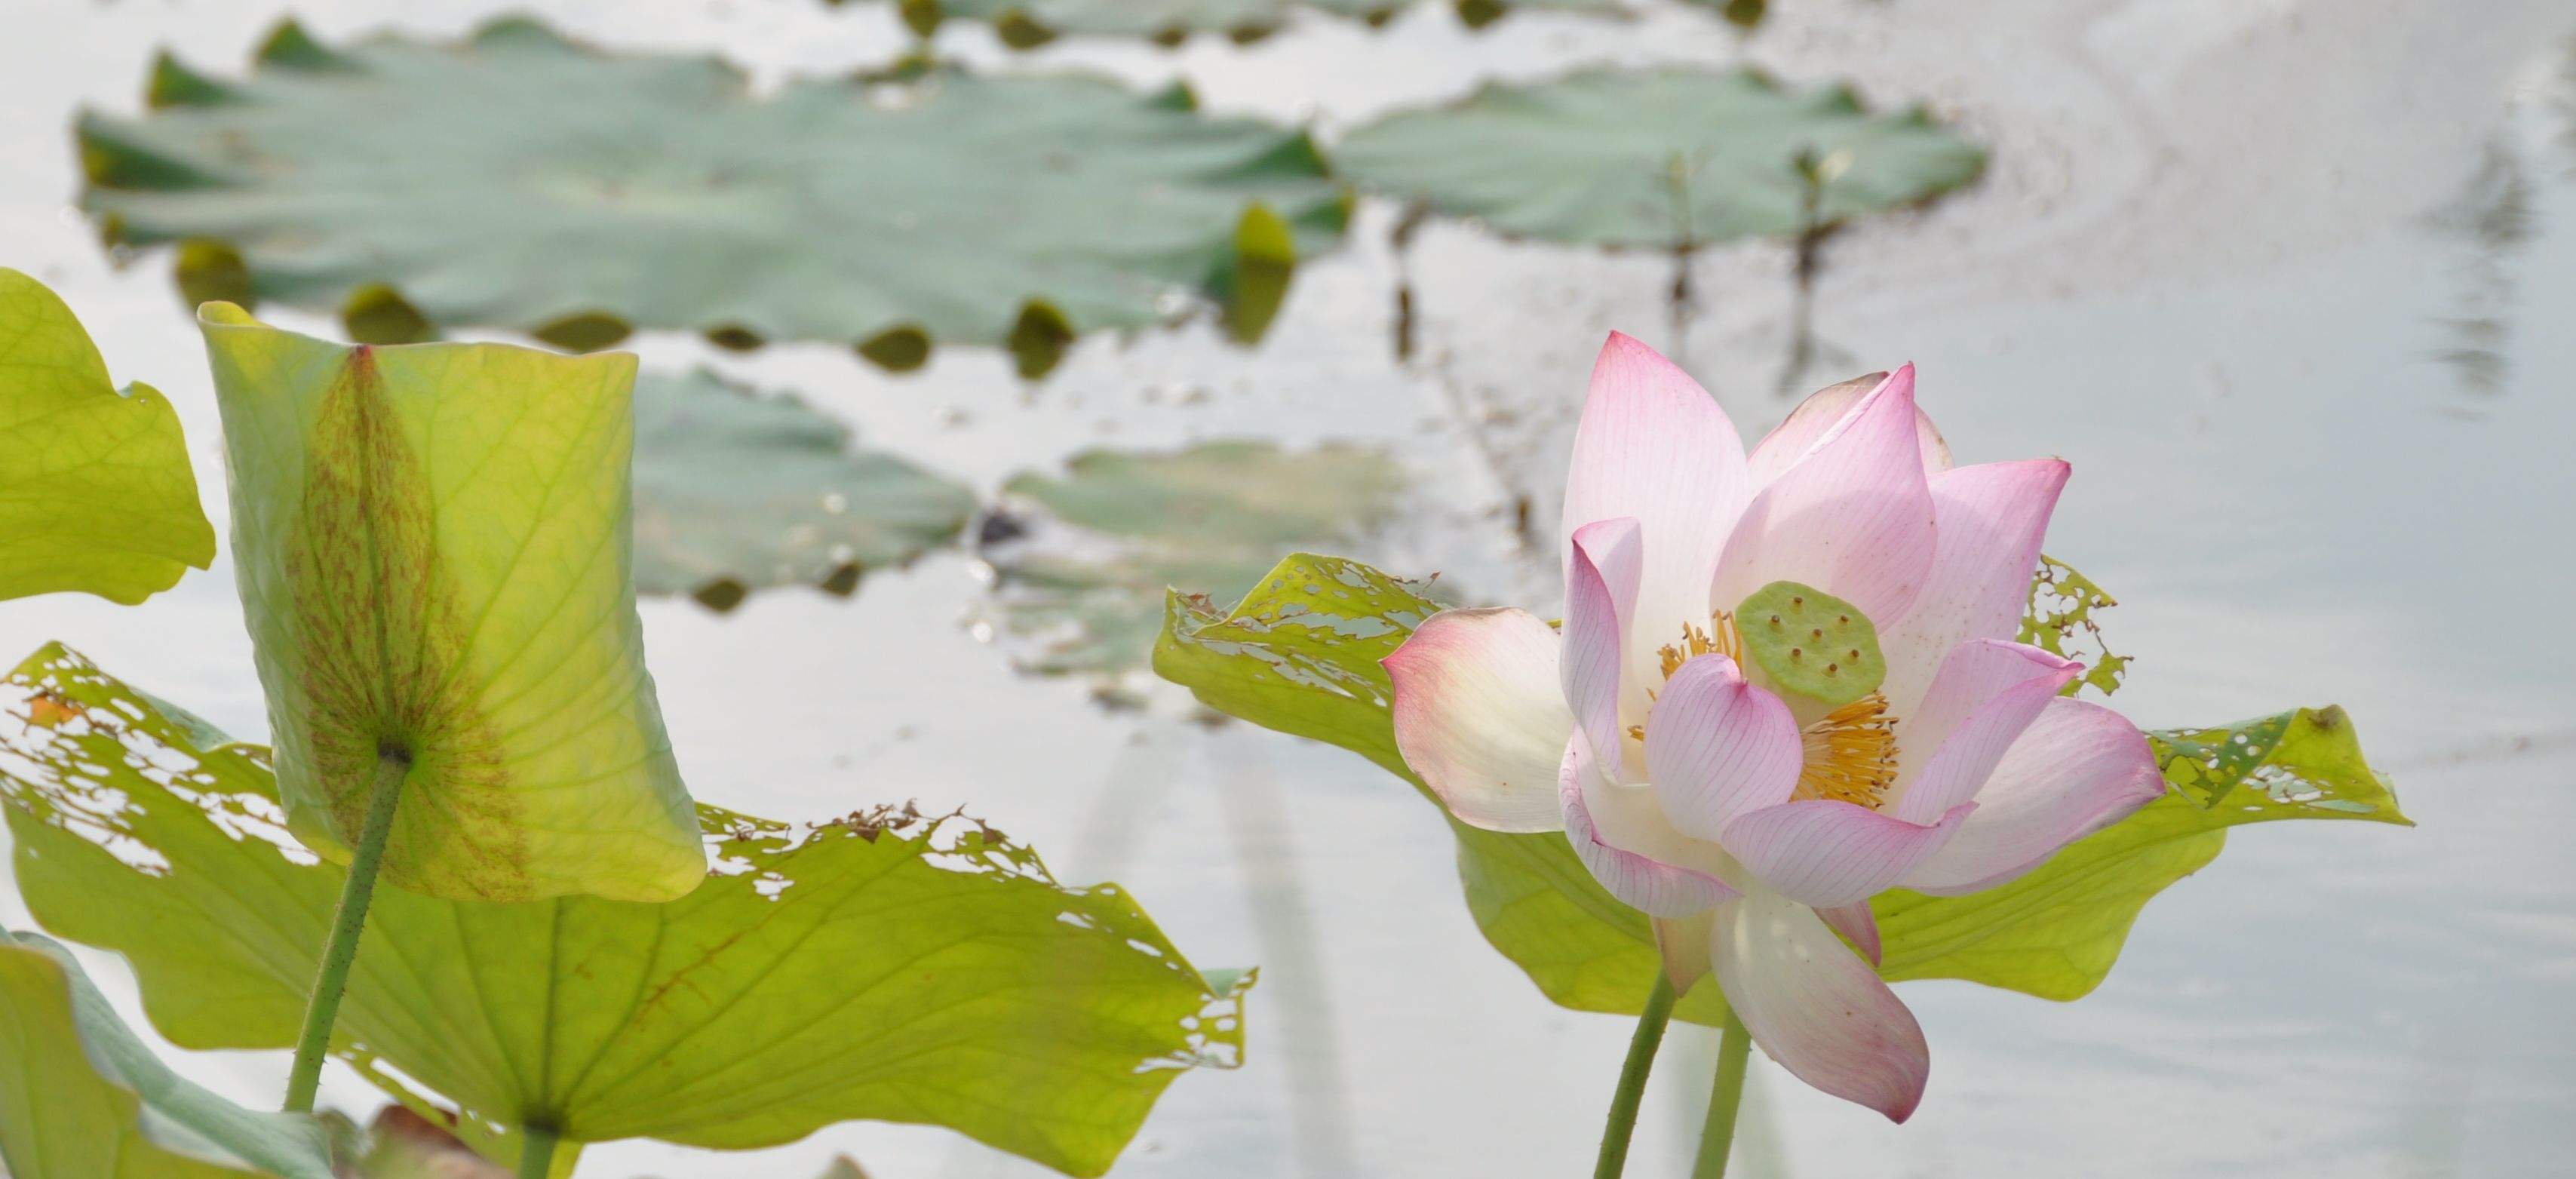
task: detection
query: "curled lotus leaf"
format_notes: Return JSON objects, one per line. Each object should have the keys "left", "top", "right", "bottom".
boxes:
{"left": 1335, "top": 66, "right": 1985, "bottom": 250}
{"left": 198, "top": 303, "right": 702, "bottom": 903}
{"left": 82, "top": 17, "right": 1349, "bottom": 377}
{"left": 0, "top": 931, "right": 335, "bottom": 1179}
{"left": 2, "top": 643, "right": 1250, "bottom": 1178}
{"left": 0, "top": 267, "right": 213, "bottom": 605}
{"left": 1153, "top": 552, "right": 2406, "bottom": 1018}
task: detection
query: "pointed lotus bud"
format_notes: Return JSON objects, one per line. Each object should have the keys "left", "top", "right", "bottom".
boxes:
{"left": 198, "top": 302, "right": 703, "bottom": 902}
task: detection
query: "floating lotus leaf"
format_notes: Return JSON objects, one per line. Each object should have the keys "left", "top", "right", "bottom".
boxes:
{"left": 0, "top": 268, "right": 213, "bottom": 605}
{"left": 1335, "top": 66, "right": 1985, "bottom": 250}
{"left": 1, "top": 644, "right": 1252, "bottom": 1178}
{"left": 893, "top": 0, "right": 1290, "bottom": 46}
{"left": 82, "top": 17, "right": 1349, "bottom": 377}
{"left": 1154, "top": 552, "right": 2408, "bottom": 1021}
{"left": 984, "top": 441, "right": 1405, "bottom": 677}
{"left": 0, "top": 931, "right": 335, "bottom": 1179}
{"left": 890, "top": 0, "right": 1621, "bottom": 44}
{"left": 198, "top": 304, "right": 702, "bottom": 904}
{"left": 631, "top": 369, "right": 977, "bottom": 613}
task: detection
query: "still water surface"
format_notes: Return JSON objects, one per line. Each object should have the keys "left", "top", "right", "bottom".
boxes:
{"left": 5, "top": 0, "right": 2573, "bottom": 1174}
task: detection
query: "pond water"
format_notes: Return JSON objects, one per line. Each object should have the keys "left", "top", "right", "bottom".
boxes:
{"left": 5, "top": 0, "right": 2574, "bottom": 1175}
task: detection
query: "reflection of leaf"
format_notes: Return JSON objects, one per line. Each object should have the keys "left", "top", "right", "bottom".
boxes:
{"left": 1156, "top": 553, "right": 2406, "bottom": 1017}
{"left": 0, "top": 268, "right": 213, "bottom": 605}
{"left": 1337, "top": 66, "right": 1983, "bottom": 250}
{"left": 3, "top": 644, "right": 1251, "bottom": 1178}
{"left": 201, "top": 304, "right": 702, "bottom": 904}
{"left": 2019, "top": 554, "right": 2129, "bottom": 696}
{"left": 0, "top": 931, "right": 335, "bottom": 1179}
{"left": 986, "top": 442, "right": 1406, "bottom": 677}
{"left": 631, "top": 369, "right": 977, "bottom": 613}
{"left": 82, "top": 18, "right": 1348, "bottom": 377}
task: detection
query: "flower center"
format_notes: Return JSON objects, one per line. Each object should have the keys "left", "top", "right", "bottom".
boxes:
{"left": 1630, "top": 609, "right": 1903, "bottom": 811}
{"left": 1657, "top": 611, "right": 1742, "bottom": 680}
{"left": 1794, "top": 692, "right": 1899, "bottom": 809}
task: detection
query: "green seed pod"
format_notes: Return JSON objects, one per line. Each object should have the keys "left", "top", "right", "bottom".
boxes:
{"left": 1735, "top": 580, "right": 1886, "bottom": 710}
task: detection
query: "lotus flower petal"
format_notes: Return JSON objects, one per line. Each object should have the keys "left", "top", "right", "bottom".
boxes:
{"left": 1561, "top": 738, "right": 1737, "bottom": 918}
{"left": 1903, "top": 698, "right": 2165, "bottom": 895}
{"left": 1645, "top": 654, "right": 1803, "bottom": 841}
{"left": 1879, "top": 459, "right": 2071, "bottom": 714}
{"left": 1561, "top": 333, "right": 1751, "bottom": 700}
{"left": 1714, "top": 886, "right": 1928, "bottom": 1122}
{"left": 1564, "top": 517, "right": 1642, "bottom": 775}
{"left": 1890, "top": 640, "right": 2083, "bottom": 824}
{"left": 1712, "top": 366, "right": 1937, "bottom": 626}
{"left": 1747, "top": 371, "right": 1951, "bottom": 487}
{"left": 1721, "top": 798, "right": 1976, "bottom": 908}
{"left": 1386, "top": 607, "right": 1572, "bottom": 834}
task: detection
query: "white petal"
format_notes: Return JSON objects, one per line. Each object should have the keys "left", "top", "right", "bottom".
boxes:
{"left": 1385, "top": 607, "right": 1574, "bottom": 833}
{"left": 1712, "top": 886, "right": 1929, "bottom": 1122}
{"left": 1644, "top": 655, "right": 1804, "bottom": 841}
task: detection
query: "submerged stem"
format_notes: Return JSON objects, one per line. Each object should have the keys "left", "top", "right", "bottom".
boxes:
{"left": 281, "top": 751, "right": 408, "bottom": 1113}
{"left": 1592, "top": 974, "right": 1678, "bottom": 1179}
{"left": 517, "top": 1123, "right": 560, "bottom": 1179}
{"left": 1691, "top": 1008, "right": 1755, "bottom": 1179}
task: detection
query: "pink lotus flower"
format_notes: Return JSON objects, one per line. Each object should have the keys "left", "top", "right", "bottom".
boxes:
{"left": 1384, "top": 333, "right": 2164, "bottom": 1122}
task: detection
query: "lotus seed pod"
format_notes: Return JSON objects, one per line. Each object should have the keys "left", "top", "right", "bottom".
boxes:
{"left": 198, "top": 302, "right": 704, "bottom": 904}
{"left": 1734, "top": 580, "right": 1887, "bottom": 710}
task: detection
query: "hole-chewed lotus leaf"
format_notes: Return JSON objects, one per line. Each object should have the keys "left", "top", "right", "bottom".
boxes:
{"left": 630, "top": 368, "right": 978, "bottom": 611}
{"left": 197, "top": 303, "right": 703, "bottom": 904}
{"left": 0, "top": 269, "right": 214, "bottom": 606}
{"left": 1335, "top": 66, "right": 1985, "bottom": 250}
{"left": 0, "top": 931, "right": 336, "bottom": 1179}
{"left": 81, "top": 17, "right": 1349, "bottom": 379}
{"left": 1153, "top": 552, "right": 2407, "bottom": 1021}
{"left": 0, "top": 644, "right": 1252, "bottom": 1177}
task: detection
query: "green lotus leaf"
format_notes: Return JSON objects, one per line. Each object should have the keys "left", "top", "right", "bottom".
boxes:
{"left": 880, "top": 0, "right": 1621, "bottom": 44}
{"left": 895, "top": 0, "right": 1289, "bottom": 47}
{"left": 1154, "top": 552, "right": 2408, "bottom": 1019}
{"left": 0, "top": 931, "right": 335, "bottom": 1179}
{"left": 81, "top": 18, "right": 1349, "bottom": 377}
{"left": 2020, "top": 554, "right": 2130, "bottom": 696}
{"left": 1335, "top": 66, "right": 1985, "bottom": 250}
{"left": 631, "top": 369, "right": 977, "bottom": 613}
{"left": 2, "top": 643, "right": 1251, "bottom": 1178}
{"left": 0, "top": 268, "right": 213, "bottom": 605}
{"left": 985, "top": 441, "right": 1405, "bottom": 677}
{"left": 197, "top": 303, "right": 702, "bottom": 903}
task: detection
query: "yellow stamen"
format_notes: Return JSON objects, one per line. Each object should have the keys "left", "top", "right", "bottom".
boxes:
{"left": 1630, "top": 614, "right": 1747, "bottom": 741}
{"left": 1794, "top": 692, "right": 1899, "bottom": 809}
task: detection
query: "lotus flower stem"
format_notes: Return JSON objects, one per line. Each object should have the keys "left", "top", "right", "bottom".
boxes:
{"left": 518, "top": 1123, "right": 561, "bottom": 1179}
{"left": 1592, "top": 974, "right": 1678, "bottom": 1178}
{"left": 1690, "top": 1010, "right": 1754, "bottom": 1178}
{"left": 282, "top": 751, "right": 409, "bottom": 1112}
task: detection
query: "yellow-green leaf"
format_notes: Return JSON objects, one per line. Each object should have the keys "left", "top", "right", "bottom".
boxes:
{"left": 198, "top": 303, "right": 701, "bottom": 903}
{"left": 3, "top": 644, "right": 1248, "bottom": 1177}
{"left": 0, "top": 932, "right": 335, "bottom": 1179}
{"left": 0, "top": 268, "right": 213, "bottom": 604}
